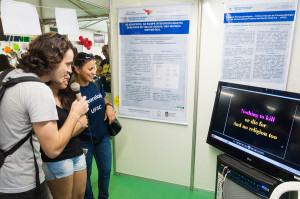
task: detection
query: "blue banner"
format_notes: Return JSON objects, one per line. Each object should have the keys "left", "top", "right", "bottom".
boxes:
{"left": 119, "top": 20, "right": 190, "bottom": 35}
{"left": 224, "top": 10, "right": 296, "bottom": 23}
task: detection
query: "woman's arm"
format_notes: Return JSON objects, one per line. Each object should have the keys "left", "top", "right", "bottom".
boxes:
{"left": 104, "top": 97, "right": 115, "bottom": 124}
{"left": 72, "top": 115, "right": 88, "bottom": 137}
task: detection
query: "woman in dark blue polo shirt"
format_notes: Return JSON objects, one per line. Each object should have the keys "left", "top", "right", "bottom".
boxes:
{"left": 73, "top": 52, "right": 115, "bottom": 199}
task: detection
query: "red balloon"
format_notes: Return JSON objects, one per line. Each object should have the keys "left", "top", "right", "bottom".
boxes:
{"left": 88, "top": 41, "right": 92, "bottom": 45}
{"left": 79, "top": 40, "right": 84, "bottom": 45}
{"left": 79, "top": 36, "right": 83, "bottom": 41}
{"left": 87, "top": 46, "right": 91, "bottom": 50}
{"left": 84, "top": 38, "right": 88, "bottom": 42}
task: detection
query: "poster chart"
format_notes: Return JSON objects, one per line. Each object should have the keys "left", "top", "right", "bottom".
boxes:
{"left": 221, "top": 0, "right": 298, "bottom": 90}
{"left": 118, "top": 4, "right": 191, "bottom": 124}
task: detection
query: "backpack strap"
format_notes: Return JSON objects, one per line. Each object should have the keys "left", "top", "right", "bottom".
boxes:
{"left": 3, "top": 76, "right": 42, "bottom": 87}
{"left": 93, "top": 76, "right": 102, "bottom": 93}
{"left": 0, "top": 76, "right": 42, "bottom": 101}
{"left": 0, "top": 68, "right": 14, "bottom": 81}
{"left": 0, "top": 132, "right": 32, "bottom": 170}
{"left": 3, "top": 133, "right": 32, "bottom": 158}
{"left": 29, "top": 135, "right": 41, "bottom": 197}
{"left": 0, "top": 69, "right": 14, "bottom": 90}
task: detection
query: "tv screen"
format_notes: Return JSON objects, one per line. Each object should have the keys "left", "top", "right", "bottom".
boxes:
{"left": 206, "top": 81, "right": 300, "bottom": 182}
{"left": 94, "top": 33, "right": 105, "bottom": 43}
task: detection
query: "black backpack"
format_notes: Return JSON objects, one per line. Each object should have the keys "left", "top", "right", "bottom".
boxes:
{"left": 0, "top": 69, "right": 43, "bottom": 196}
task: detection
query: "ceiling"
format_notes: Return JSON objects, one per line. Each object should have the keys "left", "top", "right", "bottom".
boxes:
{"left": 1, "top": 0, "right": 110, "bottom": 32}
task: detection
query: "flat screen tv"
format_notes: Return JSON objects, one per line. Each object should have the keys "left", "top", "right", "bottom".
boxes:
{"left": 206, "top": 81, "right": 300, "bottom": 182}
{"left": 94, "top": 33, "right": 105, "bottom": 43}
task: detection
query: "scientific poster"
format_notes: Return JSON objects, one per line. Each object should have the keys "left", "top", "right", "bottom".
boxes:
{"left": 118, "top": 4, "right": 191, "bottom": 124}
{"left": 221, "top": 0, "right": 298, "bottom": 90}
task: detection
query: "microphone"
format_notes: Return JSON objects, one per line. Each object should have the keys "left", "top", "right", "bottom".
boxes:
{"left": 70, "top": 82, "right": 82, "bottom": 100}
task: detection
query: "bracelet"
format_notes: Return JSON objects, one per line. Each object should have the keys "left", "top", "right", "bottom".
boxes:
{"left": 78, "top": 120, "right": 84, "bottom": 128}
{"left": 105, "top": 103, "right": 113, "bottom": 108}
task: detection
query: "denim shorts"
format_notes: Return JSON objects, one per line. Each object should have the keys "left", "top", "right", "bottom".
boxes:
{"left": 42, "top": 154, "right": 86, "bottom": 181}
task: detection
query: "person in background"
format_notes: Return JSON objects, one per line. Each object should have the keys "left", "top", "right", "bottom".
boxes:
{"left": 95, "top": 55, "right": 103, "bottom": 75}
{"left": 41, "top": 76, "right": 88, "bottom": 199}
{"left": 99, "top": 45, "right": 111, "bottom": 102}
{"left": 10, "top": 51, "right": 20, "bottom": 67}
{"left": 73, "top": 52, "right": 115, "bottom": 199}
{"left": 0, "top": 54, "right": 14, "bottom": 71}
{"left": 0, "top": 32, "right": 89, "bottom": 199}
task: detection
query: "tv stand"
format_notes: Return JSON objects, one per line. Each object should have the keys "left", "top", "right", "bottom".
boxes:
{"left": 215, "top": 154, "right": 288, "bottom": 199}
{"left": 240, "top": 160, "right": 254, "bottom": 169}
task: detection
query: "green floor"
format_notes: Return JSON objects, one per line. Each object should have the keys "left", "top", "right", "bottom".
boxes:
{"left": 90, "top": 159, "right": 214, "bottom": 199}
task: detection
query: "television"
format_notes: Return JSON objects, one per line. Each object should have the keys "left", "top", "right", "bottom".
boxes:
{"left": 206, "top": 81, "right": 300, "bottom": 182}
{"left": 94, "top": 33, "right": 105, "bottom": 43}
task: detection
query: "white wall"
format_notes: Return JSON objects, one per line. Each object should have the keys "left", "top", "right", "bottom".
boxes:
{"left": 193, "top": 0, "right": 224, "bottom": 191}
{"left": 111, "top": 0, "right": 300, "bottom": 192}
{"left": 111, "top": 0, "right": 199, "bottom": 187}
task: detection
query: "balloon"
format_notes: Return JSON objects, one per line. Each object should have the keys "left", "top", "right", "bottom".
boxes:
{"left": 4, "top": 46, "right": 11, "bottom": 54}
{"left": 22, "top": 43, "right": 28, "bottom": 50}
{"left": 13, "top": 43, "right": 19, "bottom": 51}
{"left": 78, "top": 37, "right": 93, "bottom": 49}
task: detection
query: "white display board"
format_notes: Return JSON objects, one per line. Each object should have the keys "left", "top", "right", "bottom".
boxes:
{"left": 55, "top": 8, "right": 79, "bottom": 35}
{"left": 118, "top": 4, "right": 191, "bottom": 124}
{"left": 221, "top": 0, "right": 298, "bottom": 90}
{"left": 1, "top": 0, "right": 41, "bottom": 35}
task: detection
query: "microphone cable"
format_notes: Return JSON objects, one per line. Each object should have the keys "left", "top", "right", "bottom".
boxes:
{"left": 86, "top": 114, "right": 100, "bottom": 167}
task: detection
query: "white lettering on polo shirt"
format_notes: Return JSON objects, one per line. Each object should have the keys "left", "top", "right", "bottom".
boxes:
{"left": 87, "top": 93, "right": 102, "bottom": 104}
{"left": 91, "top": 104, "right": 102, "bottom": 114}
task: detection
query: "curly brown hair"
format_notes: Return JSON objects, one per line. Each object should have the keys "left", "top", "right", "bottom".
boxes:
{"left": 17, "top": 32, "right": 76, "bottom": 77}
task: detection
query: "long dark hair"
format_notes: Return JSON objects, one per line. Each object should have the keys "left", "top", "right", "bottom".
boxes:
{"left": 57, "top": 84, "right": 76, "bottom": 112}
{"left": 0, "top": 54, "right": 13, "bottom": 71}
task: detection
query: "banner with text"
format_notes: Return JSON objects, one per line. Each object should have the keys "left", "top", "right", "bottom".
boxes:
{"left": 221, "top": 0, "right": 298, "bottom": 90}
{"left": 118, "top": 4, "right": 191, "bottom": 124}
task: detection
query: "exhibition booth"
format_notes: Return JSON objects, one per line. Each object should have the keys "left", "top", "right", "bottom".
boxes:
{"left": 1, "top": 0, "right": 300, "bottom": 198}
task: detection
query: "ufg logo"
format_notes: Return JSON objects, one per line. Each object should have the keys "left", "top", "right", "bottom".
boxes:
{"left": 143, "top": 9, "right": 153, "bottom": 15}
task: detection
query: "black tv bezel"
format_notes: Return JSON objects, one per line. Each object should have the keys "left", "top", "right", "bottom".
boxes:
{"left": 206, "top": 81, "right": 300, "bottom": 182}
